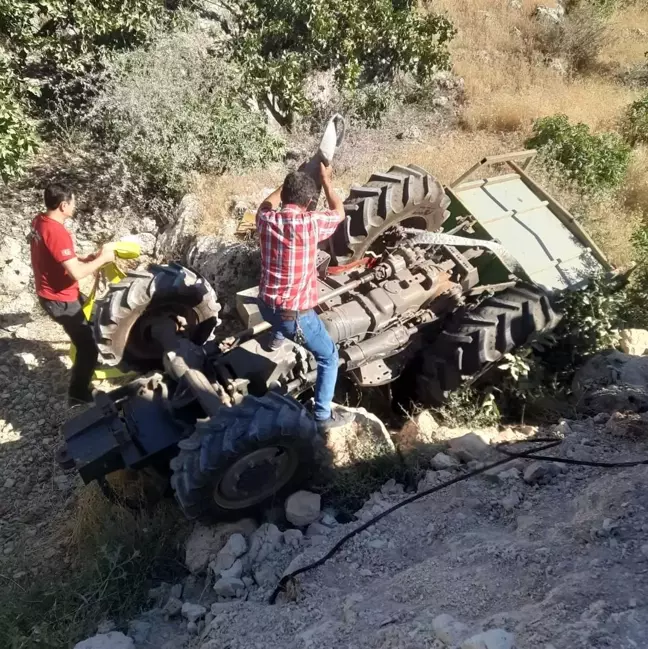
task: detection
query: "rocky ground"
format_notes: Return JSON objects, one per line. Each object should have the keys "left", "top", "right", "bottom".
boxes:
{"left": 74, "top": 410, "right": 648, "bottom": 649}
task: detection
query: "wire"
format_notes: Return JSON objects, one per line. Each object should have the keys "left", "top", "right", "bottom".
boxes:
{"left": 269, "top": 437, "right": 648, "bottom": 604}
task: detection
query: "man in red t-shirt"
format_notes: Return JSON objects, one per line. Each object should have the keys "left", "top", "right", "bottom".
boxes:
{"left": 30, "top": 183, "right": 116, "bottom": 404}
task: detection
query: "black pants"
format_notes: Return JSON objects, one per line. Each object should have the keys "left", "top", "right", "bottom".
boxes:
{"left": 39, "top": 297, "right": 98, "bottom": 399}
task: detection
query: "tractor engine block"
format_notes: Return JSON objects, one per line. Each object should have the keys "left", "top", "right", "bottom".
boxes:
{"left": 319, "top": 249, "right": 447, "bottom": 345}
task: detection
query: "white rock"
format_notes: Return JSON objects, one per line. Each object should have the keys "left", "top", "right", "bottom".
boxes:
{"left": 448, "top": 433, "right": 492, "bottom": 462}
{"left": 306, "top": 522, "right": 331, "bottom": 538}
{"left": 73, "top": 632, "right": 134, "bottom": 649}
{"left": 214, "top": 577, "right": 245, "bottom": 598}
{"left": 461, "top": 629, "right": 515, "bottom": 649}
{"left": 431, "top": 452, "right": 459, "bottom": 470}
{"left": 246, "top": 523, "right": 283, "bottom": 565}
{"left": 619, "top": 329, "right": 648, "bottom": 356}
{"left": 640, "top": 544, "right": 648, "bottom": 558}
{"left": 220, "top": 558, "right": 243, "bottom": 580}
{"left": 501, "top": 492, "right": 521, "bottom": 512}
{"left": 156, "top": 194, "right": 200, "bottom": 257}
{"left": 162, "top": 595, "right": 183, "bottom": 618}
{"left": 253, "top": 563, "right": 279, "bottom": 587}
{"left": 181, "top": 602, "right": 207, "bottom": 623}
{"left": 523, "top": 462, "right": 559, "bottom": 485}
{"left": 554, "top": 420, "right": 572, "bottom": 435}
{"left": 283, "top": 528, "right": 304, "bottom": 548}
{"left": 184, "top": 519, "right": 256, "bottom": 574}
{"left": 432, "top": 613, "right": 469, "bottom": 645}
{"left": 127, "top": 620, "right": 151, "bottom": 644}
{"left": 285, "top": 491, "right": 321, "bottom": 526}
{"left": 4, "top": 478, "right": 15, "bottom": 489}
{"left": 225, "top": 532, "right": 248, "bottom": 557}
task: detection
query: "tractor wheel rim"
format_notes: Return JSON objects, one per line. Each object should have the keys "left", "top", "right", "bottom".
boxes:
{"left": 212, "top": 445, "right": 299, "bottom": 510}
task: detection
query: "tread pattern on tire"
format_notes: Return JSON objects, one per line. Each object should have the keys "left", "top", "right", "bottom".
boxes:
{"left": 170, "top": 392, "right": 328, "bottom": 520}
{"left": 93, "top": 263, "right": 221, "bottom": 371}
{"left": 417, "top": 283, "right": 560, "bottom": 403}
{"left": 328, "top": 164, "right": 451, "bottom": 264}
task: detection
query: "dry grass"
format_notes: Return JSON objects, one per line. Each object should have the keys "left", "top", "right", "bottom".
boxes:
{"left": 435, "top": 0, "right": 641, "bottom": 135}
{"left": 600, "top": 4, "right": 648, "bottom": 70}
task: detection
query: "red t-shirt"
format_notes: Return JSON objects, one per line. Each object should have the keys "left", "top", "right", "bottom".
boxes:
{"left": 30, "top": 214, "right": 79, "bottom": 301}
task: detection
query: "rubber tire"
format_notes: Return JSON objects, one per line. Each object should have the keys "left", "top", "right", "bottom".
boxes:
{"left": 416, "top": 283, "right": 560, "bottom": 404}
{"left": 328, "top": 163, "right": 450, "bottom": 264}
{"left": 93, "top": 263, "right": 220, "bottom": 372}
{"left": 170, "top": 392, "right": 329, "bottom": 520}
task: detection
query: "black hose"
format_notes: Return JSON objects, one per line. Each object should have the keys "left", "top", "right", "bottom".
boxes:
{"left": 269, "top": 436, "right": 648, "bottom": 604}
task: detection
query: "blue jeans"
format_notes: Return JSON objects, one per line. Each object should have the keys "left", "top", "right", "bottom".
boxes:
{"left": 258, "top": 301, "right": 339, "bottom": 421}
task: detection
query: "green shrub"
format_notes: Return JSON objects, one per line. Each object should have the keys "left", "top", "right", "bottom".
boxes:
{"left": 526, "top": 114, "right": 631, "bottom": 193}
{"left": 91, "top": 28, "right": 284, "bottom": 196}
{"left": 623, "top": 226, "right": 648, "bottom": 329}
{"left": 232, "top": 0, "right": 455, "bottom": 121}
{"left": 622, "top": 93, "right": 648, "bottom": 146}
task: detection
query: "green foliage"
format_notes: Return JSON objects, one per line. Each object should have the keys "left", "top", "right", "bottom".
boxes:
{"left": 555, "top": 276, "right": 623, "bottom": 357}
{"left": 623, "top": 226, "right": 648, "bottom": 329}
{"left": 564, "top": 0, "right": 620, "bottom": 17}
{"left": 91, "top": 29, "right": 284, "bottom": 197}
{"left": 622, "top": 93, "right": 648, "bottom": 146}
{"left": 527, "top": 114, "right": 631, "bottom": 193}
{"left": 0, "top": 59, "right": 39, "bottom": 181}
{"left": 430, "top": 387, "right": 500, "bottom": 428}
{"left": 232, "top": 0, "right": 455, "bottom": 121}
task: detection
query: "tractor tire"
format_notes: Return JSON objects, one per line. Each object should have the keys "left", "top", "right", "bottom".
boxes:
{"left": 416, "top": 283, "right": 560, "bottom": 404}
{"left": 328, "top": 164, "right": 450, "bottom": 264}
{"left": 170, "top": 392, "right": 329, "bottom": 520}
{"left": 93, "top": 263, "right": 220, "bottom": 372}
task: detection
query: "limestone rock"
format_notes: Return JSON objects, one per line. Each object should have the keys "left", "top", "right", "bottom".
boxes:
{"left": 431, "top": 452, "right": 459, "bottom": 470}
{"left": 0, "top": 237, "right": 31, "bottom": 294}
{"left": 283, "top": 528, "right": 304, "bottom": 548}
{"left": 162, "top": 596, "right": 183, "bottom": 618}
{"left": 523, "top": 462, "right": 559, "bottom": 485}
{"left": 219, "top": 558, "right": 243, "bottom": 580}
{"left": 214, "top": 576, "right": 245, "bottom": 598}
{"left": 73, "top": 632, "right": 134, "bottom": 649}
{"left": 285, "top": 491, "right": 321, "bottom": 527}
{"left": 461, "top": 629, "right": 515, "bottom": 649}
{"left": 326, "top": 404, "right": 395, "bottom": 466}
{"left": 184, "top": 519, "right": 256, "bottom": 574}
{"left": 448, "top": 433, "right": 492, "bottom": 462}
{"left": 156, "top": 194, "right": 200, "bottom": 258}
{"left": 619, "top": 329, "right": 648, "bottom": 356}
{"left": 534, "top": 5, "right": 565, "bottom": 25}
{"left": 572, "top": 351, "right": 648, "bottom": 413}
{"left": 246, "top": 523, "right": 283, "bottom": 565}
{"left": 181, "top": 602, "right": 207, "bottom": 623}
{"left": 186, "top": 237, "right": 260, "bottom": 313}
{"left": 398, "top": 410, "right": 440, "bottom": 449}
{"left": 432, "top": 613, "right": 469, "bottom": 645}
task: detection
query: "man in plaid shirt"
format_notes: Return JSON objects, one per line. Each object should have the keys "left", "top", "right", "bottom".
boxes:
{"left": 257, "top": 162, "right": 355, "bottom": 432}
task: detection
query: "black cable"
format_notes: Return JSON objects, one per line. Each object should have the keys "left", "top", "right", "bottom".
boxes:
{"left": 270, "top": 439, "right": 563, "bottom": 603}
{"left": 270, "top": 436, "right": 648, "bottom": 604}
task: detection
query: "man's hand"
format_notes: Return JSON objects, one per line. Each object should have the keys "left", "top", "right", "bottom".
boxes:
{"left": 320, "top": 162, "right": 333, "bottom": 187}
{"left": 98, "top": 244, "right": 116, "bottom": 263}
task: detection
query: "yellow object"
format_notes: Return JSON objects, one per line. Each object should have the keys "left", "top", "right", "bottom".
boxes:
{"left": 70, "top": 241, "right": 141, "bottom": 381}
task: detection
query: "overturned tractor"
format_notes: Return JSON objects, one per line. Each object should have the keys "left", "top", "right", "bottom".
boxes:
{"left": 58, "top": 150, "right": 612, "bottom": 519}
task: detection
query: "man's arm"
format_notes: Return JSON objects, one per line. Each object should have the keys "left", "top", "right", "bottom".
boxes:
{"left": 257, "top": 186, "right": 282, "bottom": 219}
{"left": 62, "top": 245, "right": 115, "bottom": 281}
{"left": 320, "top": 162, "right": 344, "bottom": 220}
{"left": 316, "top": 163, "right": 346, "bottom": 242}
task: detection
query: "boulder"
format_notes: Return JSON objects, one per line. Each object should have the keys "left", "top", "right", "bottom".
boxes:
{"left": 533, "top": 5, "right": 565, "bottom": 25}
{"left": 184, "top": 519, "right": 257, "bottom": 574}
{"left": 214, "top": 576, "right": 245, "bottom": 598}
{"left": 186, "top": 237, "right": 261, "bottom": 313}
{"left": 246, "top": 523, "right": 283, "bottom": 565}
{"left": 326, "top": 404, "right": 395, "bottom": 467}
{"left": 73, "top": 632, "right": 134, "bottom": 649}
{"left": 156, "top": 194, "right": 200, "bottom": 258}
{"left": 285, "top": 491, "right": 321, "bottom": 527}
{"left": 431, "top": 452, "right": 459, "bottom": 470}
{"left": 572, "top": 350, "right": 648, "bottom": 413}
{"left": 448, "top": 433, "right": 492, "bottom": 463}
{"left": 397, "top": 410, "right": 440, "bottom": 450}
{"left": 523, "top": 461, "right": 559, "bottom": 485}
{"left": 619, "top": 329, "right": 648, "bottom": 356}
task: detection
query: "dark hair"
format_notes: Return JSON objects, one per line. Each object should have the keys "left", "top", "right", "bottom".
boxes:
{"left": 44, "top": 183, "right": 74, "bottom": 211}
{"left": 281, "top": 171, "right": 317, "bottom": 208}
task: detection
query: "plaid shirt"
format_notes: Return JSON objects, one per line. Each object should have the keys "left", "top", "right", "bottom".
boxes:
{"left": 257, "top": 204, "right": 344, "bottom": 311}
